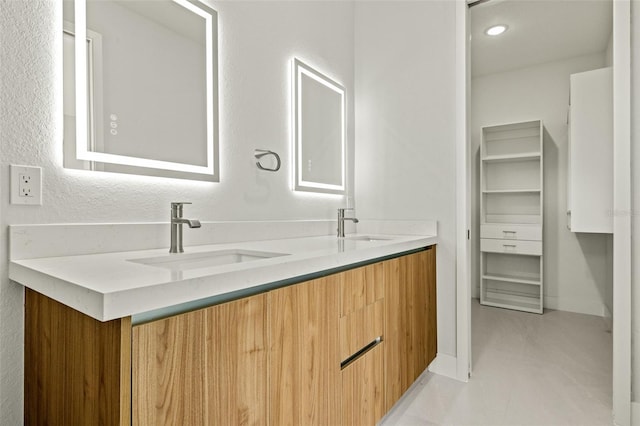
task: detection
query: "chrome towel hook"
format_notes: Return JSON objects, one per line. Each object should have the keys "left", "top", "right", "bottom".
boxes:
{"left": 254, "top": 149, "right": 281, "bottom": 172}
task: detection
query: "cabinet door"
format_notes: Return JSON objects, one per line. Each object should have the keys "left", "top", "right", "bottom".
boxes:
{"left": 339, "top": 263, "right": 385, "bottom": 425}
{"left": 383, "top": 248, "right": 437, "bottom": 411}
{"left": 268, "top": 274, "right": 341, "bottom": 426}
{"left": 132, "top": 294, "right": 267, "bottom": 425}
{"left": 24, "top": 289, "right": 132, "bottom": 426}
{"left": 426, "top": 247, "right": 437, "bottom": 364}
{"left": 569, "top": 67, "right": 613, "bottom": 233}
{"left": 341, "top": 344, "right": 385, "bottom": 425}
{"left": 339, "top": 262, "right": 384, "bottom": 361}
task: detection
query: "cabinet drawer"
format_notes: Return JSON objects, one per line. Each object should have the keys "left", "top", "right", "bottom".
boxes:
{"left": 481, "top": 238, "right": 542, "bottom": 255}
{"left": 481, "top": 224, "right": 541, "bottom": 241}
{"left": 339, "top": 299, "right": 384, "bottom": 362}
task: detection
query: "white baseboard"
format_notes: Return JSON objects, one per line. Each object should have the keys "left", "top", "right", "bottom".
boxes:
{"left": 428, "top": 353, "right": 458, "bottom": 380}
{"left": 630, "top": 401, "right": 640, "bottom": 426}
{"left": 543, "top": 295, "right": 607, "bottom": 318}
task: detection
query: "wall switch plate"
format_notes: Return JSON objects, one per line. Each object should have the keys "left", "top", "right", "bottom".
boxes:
{"left": 11, "top": 165, "right": 42, "bottom": 205}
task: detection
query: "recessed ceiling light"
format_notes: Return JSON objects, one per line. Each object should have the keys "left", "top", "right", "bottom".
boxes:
{"left": 485, "top": 25, "right": 508, "bottom": 36}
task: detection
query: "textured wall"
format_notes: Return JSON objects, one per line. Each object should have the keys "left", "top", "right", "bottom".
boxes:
{"left": 0, "top": 0, "right": 354, "bottom": 422}
{"left": 354, "top": 1, "right": 458, "bottom": 357}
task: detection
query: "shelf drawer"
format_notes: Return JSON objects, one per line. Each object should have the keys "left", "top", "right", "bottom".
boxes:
{"left": 481, "top": 238, "right": 542, "bottom": 256}
{"left": 481, "top": 224, "right": 541, "bottom": 241}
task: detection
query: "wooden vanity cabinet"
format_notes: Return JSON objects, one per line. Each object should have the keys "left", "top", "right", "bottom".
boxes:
{"left": 384, "top": 248, "right": 437, "bottom": 410}
{"left": 132, "top": 294, "right": 267, "bottom": 425}
{"left": 339, "top": 263, "right": 385, "bottom": 425}
{"left": 268, "top": 274, "right": 341, "bottom": 425}
{"left": 24, "top": 288, "right": 132, "bottom": 426}
{"left": 23, "top": 246, "right": 436, "bottom": 426}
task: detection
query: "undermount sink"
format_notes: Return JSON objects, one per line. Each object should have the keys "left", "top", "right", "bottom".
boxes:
{"left": 345, "top": 235, "right": 394, "bottom": 242}
{"left": 128, "top": 249, "right": 289, "bottom": 272}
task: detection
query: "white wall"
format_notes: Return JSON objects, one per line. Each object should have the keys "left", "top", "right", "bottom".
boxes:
{"left": 0, "top": 1, "right": 354, "bottom": 422}
{"left": 606, "top": 31, "right": 614, "bottom": 67}
{"left": 354, "top": 1, "right": 458, "bottom": 357}
{"left": 631, "top": 0, "right": 640, "bottom": 406}
{"left": 471, "top": 53, "right": 613, "bottom": 317}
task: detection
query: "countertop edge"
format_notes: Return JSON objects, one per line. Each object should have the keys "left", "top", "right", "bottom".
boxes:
{"left": 12, "top": 235, "right": 437, "bottom": 322}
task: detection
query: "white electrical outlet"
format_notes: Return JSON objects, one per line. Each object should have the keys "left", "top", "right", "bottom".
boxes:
{"left": 11, "top": 165, "right": 42, "bottom": 205}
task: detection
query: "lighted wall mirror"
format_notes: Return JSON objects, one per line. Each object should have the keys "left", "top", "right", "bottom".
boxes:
{"left": 293, "top": 58, "right": 346, "bottom": 195}
{"left": 62, "top": 0, "right": 219, "bottom": 181}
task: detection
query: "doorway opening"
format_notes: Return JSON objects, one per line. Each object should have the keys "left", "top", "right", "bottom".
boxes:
{"left": 467, "top": 0, "right": 615, "bottom": 422}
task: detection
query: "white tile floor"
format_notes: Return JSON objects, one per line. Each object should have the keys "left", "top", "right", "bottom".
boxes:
{"left": 379, "top": 300, "right": 613, "bottom": 426}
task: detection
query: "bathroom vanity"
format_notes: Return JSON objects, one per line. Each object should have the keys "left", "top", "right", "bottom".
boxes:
{"left": 11, "top": 226, "right": 436, "bottom": 425}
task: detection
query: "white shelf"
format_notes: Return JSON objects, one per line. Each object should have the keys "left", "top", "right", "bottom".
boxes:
{"left": 482, "top": 189, "right": 540, "bottom": 194}
{"left": 481, "top": 297, "right": 542, "bottom": 314}
{"left": 483, "top": 214, "right": 541, "bottom": 225}
{"left": 482, "top": 273, "right": 541, "bottom": 286}
{"left": 481, "top": 152, "right": 541, "bottom": 163}
{"left": 480, "top": 120, "right": 544, "bottom": 314}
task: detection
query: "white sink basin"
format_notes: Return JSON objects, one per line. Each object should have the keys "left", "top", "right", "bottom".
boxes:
{"left": 128, "top": 249, "right": 288, "bottom": 272}
{"left": 345, "top": 235, "right": 394, "bottom": 242}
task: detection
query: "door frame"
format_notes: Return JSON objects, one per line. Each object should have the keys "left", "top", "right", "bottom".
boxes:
{"left": 454, "top": 0, "right": 471, "bottom": 383}
{"left": 454, "top": 0, "right": 632, "bottom": 422}
{"left": 611, "top": 1, "right": 632, "bottom": 425}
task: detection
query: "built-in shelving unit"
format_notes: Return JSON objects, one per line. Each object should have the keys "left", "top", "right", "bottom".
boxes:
{"left": 480, "top": 120, "right": 544, "bottom": 314}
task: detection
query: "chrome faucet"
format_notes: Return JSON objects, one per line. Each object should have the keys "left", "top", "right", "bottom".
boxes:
{"left": 337, "top": 208, "right": 359, "bottom": 238}
{"left": 170, "top": 202, "right": 201, "bottom": 253}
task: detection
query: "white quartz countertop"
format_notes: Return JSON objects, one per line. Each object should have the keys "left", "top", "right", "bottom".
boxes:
{"left": 10, "top": 233, "right": 437, "bottom": 322}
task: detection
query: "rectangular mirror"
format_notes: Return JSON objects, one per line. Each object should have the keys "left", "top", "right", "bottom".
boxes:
{"left": 293, "top": 58, "right": 346, "bottom": 195}
{"left": 62, "top": 0, "right": 219, "bottom": 181}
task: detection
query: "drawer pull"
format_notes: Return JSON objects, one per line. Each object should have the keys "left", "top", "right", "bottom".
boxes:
{"left": 340, "top": 336, "right": 383, "bottom": 370}
{"left": 502, "top": 230, "right": 517, "bottom": 239}
{"left": 503, "top": 244, "right": 517, "bottom": 248}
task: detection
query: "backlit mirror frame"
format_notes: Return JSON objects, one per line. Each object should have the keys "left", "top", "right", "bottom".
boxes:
{"left": 293, "top": 58, "right": 346, "bottom": 195}
{"left": 68, "top": 0, "right": 219, "bottom": 181}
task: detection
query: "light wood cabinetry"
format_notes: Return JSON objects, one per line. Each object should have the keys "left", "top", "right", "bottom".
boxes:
{"left": 24, "top": 247, "right": 436, "bottom": 426}
{"left": 341, "top": 344, "right": 385, "bottom": 425}
{"left": 339, "top": 262, "right": 384, "bottom": 361}
{"left": 24, "top": 288, "right": 132, "bottom": 426}
{"left": 480, "top": 120, "right": 544, "bottom": 313}
{"left": 567, "top": 67, "right": 613, "bottom": 233}
{"left": 132, "top": 294, "right": 267, "bottom": 425}
{"left": 268, "top": 274, "right": 341, "bottom": 426}
{"left": 339, "top": 263, "right": 385, "bottom": 425}
{"left": 383, "top": 249, "right": 437, "bottom": 410}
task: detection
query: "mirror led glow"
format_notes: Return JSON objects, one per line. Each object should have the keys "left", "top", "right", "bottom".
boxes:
{"left": 73, "top": 0, "right": 218, "bottom": 179}
{"left": 292, "top": 58, "right": 346, "bottom": 195}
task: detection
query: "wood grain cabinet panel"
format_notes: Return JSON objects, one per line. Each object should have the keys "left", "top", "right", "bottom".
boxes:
{"left": 383, "top": 248, "right": 437, "bottom": 411}
{"left": 341, "top": 344, "right": 385, "bottom": 425}
{"left": 268, "top": 274, "right": 341, "bottom": 426}
{"left": 426, "top": 247, "right": 438, "bottom": 363}
{"left": 339, "top": 263, "right": 385, "bottom": 425}
{"left": 132, "top": 294, "right": 267, "bottom": 425}
{"left": 24, "top": 289, "right": 131, "bottom": 426}
{"left": 339, "top": 263, "right": 384, "bottom": 361}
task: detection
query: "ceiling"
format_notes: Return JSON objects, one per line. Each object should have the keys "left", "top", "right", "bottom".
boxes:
{"left": 470, "top": 0, "right": 613, "bottom": 77}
